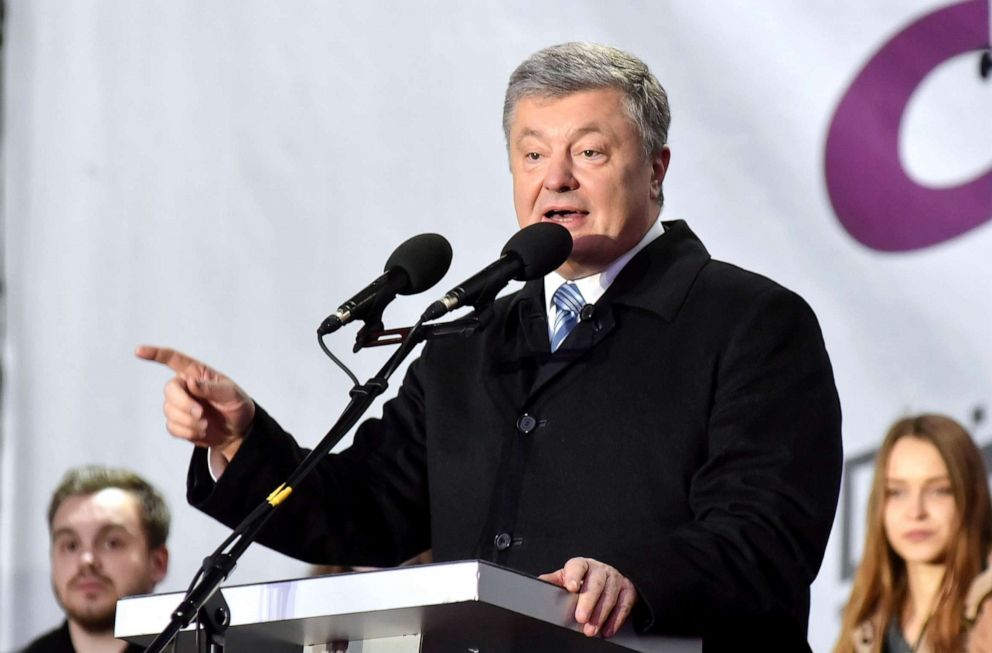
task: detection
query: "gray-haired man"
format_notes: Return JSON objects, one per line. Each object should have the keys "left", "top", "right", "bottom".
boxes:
{"left": 139, "top": 42, "right": 841, "bottom": 650}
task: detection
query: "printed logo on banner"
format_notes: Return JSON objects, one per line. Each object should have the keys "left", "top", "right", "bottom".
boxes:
{"left": 824, "top": 0, "right": 992, "bottom": 252}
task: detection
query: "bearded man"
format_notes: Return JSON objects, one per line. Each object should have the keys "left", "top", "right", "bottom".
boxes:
{"left": 22, "top": 466, "right": 170, "bottom": 653}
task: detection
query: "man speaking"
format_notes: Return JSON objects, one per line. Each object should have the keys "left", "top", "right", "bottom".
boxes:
{"left": 138, "top": 42, "right": 842, "bottom": 650}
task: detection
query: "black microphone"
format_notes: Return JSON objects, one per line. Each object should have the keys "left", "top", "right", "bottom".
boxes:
{"left": 318, "top": 233, "right": 453, "bottom": 336}
{"left": 421, "top": 222, "right": 572, "bottom": 321}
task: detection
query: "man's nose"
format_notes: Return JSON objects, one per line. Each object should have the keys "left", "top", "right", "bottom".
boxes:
{"left": 79, "top": 548, "right": 99, "bottom": 567}
{"left": 543, "top": 153, "right": 578, "bottom": 192}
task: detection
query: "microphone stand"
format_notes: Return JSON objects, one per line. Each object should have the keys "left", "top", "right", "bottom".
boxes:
{"left": 143, "top": 316, "right": 480, "bottom": 653}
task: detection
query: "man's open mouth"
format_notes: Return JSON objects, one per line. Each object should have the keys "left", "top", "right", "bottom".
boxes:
{"left": 543, "top": 209, "right": 589, "bottom": 222}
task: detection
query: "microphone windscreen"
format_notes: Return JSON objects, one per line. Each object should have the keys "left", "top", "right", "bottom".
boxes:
{"left": 385, "top": 233, "right": 453, "bottom": 295}
{"left": 501, "top": 222, "right": 573, "bottom": 281}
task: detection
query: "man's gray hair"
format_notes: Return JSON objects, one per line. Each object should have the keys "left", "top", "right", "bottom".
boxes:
{"left": 502, "top": 42, "right": 671, "bottom": 161}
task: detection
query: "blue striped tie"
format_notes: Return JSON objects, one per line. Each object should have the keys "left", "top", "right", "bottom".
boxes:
{"left": 550, "top": 283, "right": 586, "bottom": 352}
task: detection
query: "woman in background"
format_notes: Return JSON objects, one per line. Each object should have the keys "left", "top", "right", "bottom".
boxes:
{"left": 835, "top": 414, "right": 992, "bottom": 653}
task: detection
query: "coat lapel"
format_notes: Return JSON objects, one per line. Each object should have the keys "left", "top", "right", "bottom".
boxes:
{"left": 479, "top": 282, "right": 546, "bottom": 411}
{"left": 529, "top": 302, "right": 616, "bottom": 397}
{"left": 529, "top": 220, "right": 711, "bottom": 398}
{"left": 480, "top": 220, "right": 711, "bottom": 408}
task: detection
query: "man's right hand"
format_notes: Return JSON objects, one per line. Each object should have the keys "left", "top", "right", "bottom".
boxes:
{"left": 135, "top": 345, "right": 255, "bottom": 463}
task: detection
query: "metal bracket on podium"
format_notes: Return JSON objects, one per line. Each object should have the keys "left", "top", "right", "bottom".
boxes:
{"left": 199, "top": 588, "right": 231, "bottom": 652}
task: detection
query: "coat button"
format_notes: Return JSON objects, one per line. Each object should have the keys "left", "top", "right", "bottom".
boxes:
{"left": 494, "top": 532, "right": 513, "bottom": 551}
{"left": 516, "top": 414, "right": 537, "bottom": 434}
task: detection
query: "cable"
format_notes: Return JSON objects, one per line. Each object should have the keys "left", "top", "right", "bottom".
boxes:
{"left": 317, "top": 333, "right": 360, "bottom": 388}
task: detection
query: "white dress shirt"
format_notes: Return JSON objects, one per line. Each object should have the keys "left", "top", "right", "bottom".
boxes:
{"left": 543, "top": 221, "right": 666, "bottom": 343}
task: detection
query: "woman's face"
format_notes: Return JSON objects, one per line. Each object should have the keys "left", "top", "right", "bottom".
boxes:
{"left": 883, "top": 436, "right": 957, "bottom": 565}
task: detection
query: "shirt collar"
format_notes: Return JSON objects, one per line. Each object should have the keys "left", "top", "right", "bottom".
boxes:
{"left": 501, "top": 220, "right": 712, "bottom": 345}
{"left": 543, "top": 220, "right": 666, "bottom": 307}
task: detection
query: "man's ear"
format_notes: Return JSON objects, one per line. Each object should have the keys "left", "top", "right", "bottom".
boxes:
{"left": 650, "top": 146, "right": 671, "bottom": 200}
{"left": 150, "top": 546, "right": 169, "bottom": 584}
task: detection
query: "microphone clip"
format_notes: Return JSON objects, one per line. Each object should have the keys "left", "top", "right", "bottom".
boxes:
{"left": 354, "top": 317, "right": 483, "bottom": 350}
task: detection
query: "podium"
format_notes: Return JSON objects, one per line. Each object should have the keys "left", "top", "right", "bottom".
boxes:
{"left": 116, "top": 560, "right": 700, "bottom": 652}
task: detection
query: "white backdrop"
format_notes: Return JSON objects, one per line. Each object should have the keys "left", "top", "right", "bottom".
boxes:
{"left": 1, "top": 1, "right": 990, "bottom": 650}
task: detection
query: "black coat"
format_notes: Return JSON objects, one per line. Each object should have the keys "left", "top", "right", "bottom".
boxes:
{"left": 20, "top": 622, "right": 145, "bottom": 653}
{"left": 189, "top": 220, "right": 842, "bottom": 649}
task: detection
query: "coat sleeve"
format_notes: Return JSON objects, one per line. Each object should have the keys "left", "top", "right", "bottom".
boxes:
{"left": 617, "top": 284, "right": 842, "bottom": 639}
{"left": 186, "top": 355, "right": 434, "bottom": 568}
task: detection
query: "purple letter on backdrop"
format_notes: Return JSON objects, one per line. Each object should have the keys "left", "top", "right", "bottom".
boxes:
{"left": 825, "top": 0, "right": 992, "bottom": 252}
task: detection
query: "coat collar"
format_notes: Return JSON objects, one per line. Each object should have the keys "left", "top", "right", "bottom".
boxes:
{"left": 476, "top": 220, "right": 711, "bottom": 404}
{"left": 500, "top": 219, "right": 711, "bottom": 338}
{"left": 600, "top": 219, "right": 711, "bottom": 322}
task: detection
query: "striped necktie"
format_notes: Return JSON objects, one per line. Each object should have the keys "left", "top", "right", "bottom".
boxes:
{"left": 550, "top": 283, "right": 586, "bottom": 352}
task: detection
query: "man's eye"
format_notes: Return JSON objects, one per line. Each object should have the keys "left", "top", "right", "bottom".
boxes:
{"left": 582, "top": 150, "right": 598, "bottom": 157}
{"left": 54, "top": 539, "right": 78, "bottom": 554}
{"left": 525, "top": 152, "right": 541, "bottom": 161}
{"left": 103, "top": 537, "right": 125, "bottom": 550}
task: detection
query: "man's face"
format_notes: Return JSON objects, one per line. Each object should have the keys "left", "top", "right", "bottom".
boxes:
{"left": 509, "top": 88, "right": 670, "bottom": 279}
{"left": 50, "top": 489, "right": 168, "bottom": 633}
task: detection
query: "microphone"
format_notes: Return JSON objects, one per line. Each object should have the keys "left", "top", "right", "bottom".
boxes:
{"left": 421, "top": 222, "right": 572, "bottom": 321}
{"left": 318, "top": 233, "right": 453, "bottom": 336}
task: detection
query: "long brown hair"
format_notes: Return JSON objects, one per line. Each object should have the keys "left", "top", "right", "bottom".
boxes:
{"left": 835, "top": 414, "right": 992, "bottom": 653}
